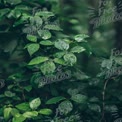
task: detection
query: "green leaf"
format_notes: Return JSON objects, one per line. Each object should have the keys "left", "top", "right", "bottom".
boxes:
{"left": 74, "top": 34, "right": 89, "bottom": 42}
{"left": 46, "top": 96, "right": 66, "bottom": 104}
{"left": 55, "top": 40, "right": 69, "bottom": 50}
{"left": 12, "top": 115, "right": 26, "bottom": 122}
{"left": 4, "top": 39, "right": 17, "bottom": 53}
{"left": 71, "top": 94, "right": 88, "bottom": 104}
{"left": 37, "top": 29, "right": 42, "bottom": 37}
{"left": 54, "top": 52, "right": 65, "bottom": 58}
{"left": 38, "top": 30, "right": 52, "bottom": 40}
{"left": 28, "top": 56, "right": 48, "bottom": 65}
{"left": 23, "top": 111, "right": 38, "bottom": 118}
{"left": 64, "top": 53, "right": 77, "bottom": 66}
{"left": 11, "top": 108, "right": 20, "bottom": 117}
{"left": 39, "top": 109, "right": 52, "bottom": 115}
{"left": 88, "top": 104, "right": 101, "bottom": 112}
{"left": 67, "top": 88, "right": 79, "bottom": 96}
{"left": 40, "top": 61, "right": 56, "bottom": 75}
{"left": 42, "top": 30, "right": 52, "bottom": 40}
{"left": 29, "top": 98, "right": 41, "bottom": 110}
{"left": 30, "top": 16, "right": 43, "bottom": 27}
{"left": 4, "top": 91, "right": 15, "bottom": 97}
{"left": 70, "top": 46, "right": 85, "bottom": 53}
{"left": 4, "top": 107, "right": 12, "bottom": 120}
{"left": 40, "top": 40, "right": 53, "bottom": 46}
{"left": 101, "top": 59, "right": 113, "bottom": 69}
{"left": 35, "top": 11, "right": 54, "bottom": 18}
{"left": 73, "top": 71, "right": 90, "bottom": 80}
{"left": 7, "top": 10, "right": 15, "bottom": 18}
{"left": 21, "top": 13, "right": 30, "bottom": 21}
{"left": 34, "top": 16, "right": 43, "bottom": 27}
{"left": 54, "top": 58, "right": 66, "bottom": 65}
{"left": 15, "top": 103, "right": 30, "bottom": 111}
{"left": 114, "top": 57, "right": 122, "bottom": 65}
{"left": 0, "top": 8, "right": 10, "bottom": 18}
{"left": 58, "top": 100, "right": 73, "bottom": 115}
{"left": 14, "top": 10, "right": 21, "bottom": 18}
{"left": 44, "top": 25, "right": 62, "bottom": 31}
{"left": 27, "top": 43, "right": 40, "bottom": 56}
{"left": 24, "top": 85, "right": 32, "bottom": 92}
{"left": 26, "top": 35, "right": 37, "bottom": 42}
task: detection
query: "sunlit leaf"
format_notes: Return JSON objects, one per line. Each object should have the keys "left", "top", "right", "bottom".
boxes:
{"left": 26, "top": 43, "right": 40, "bottom": 56}
{"left": 26, "top": 35, "right": 37, "bottom": 42}
{"left": 4, "top": 107, "right": 12, "bottom": 120}
{"left": 40, "top": 40, "right": 53, "bottom": 45}
{"left": 70, "top": 46, "right": 85, "bottom": 53}
{"left": 28, "top": 56, "right": 48, "bottom": 65}
{"left": 55, "top": 40, "right": 69, "bottom": 50}
{"left": 74, "top": 34, "right": 89, "bottom": 42}
{"left": 23, "top": 111, "right": 38, "bottom": 118}
{"left": 40, "top": 61, "right": 56, "bottom": 75}
{"left": 39, "top": 109, "right": 52, "bottom": 115}
{"left": 64, "top": 53, "right": 77, "bottom": 66}
{"left": 29, "top": 98, "right": 41, "bottom": 110}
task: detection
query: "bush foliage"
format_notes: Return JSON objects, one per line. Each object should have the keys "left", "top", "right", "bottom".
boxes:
{"left": 0, "top": 0, "right": 122, "bottom": 122}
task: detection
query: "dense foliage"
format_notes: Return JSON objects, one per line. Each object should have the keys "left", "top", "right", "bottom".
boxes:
{"left": 0, "top": 0, "right": 122, "bottom": 122}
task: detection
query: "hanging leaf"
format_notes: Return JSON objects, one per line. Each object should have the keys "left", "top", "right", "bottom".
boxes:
{"left": 73, "top": 71, "right": 90, "bottom": 80}
{"left": 0, "top": 8, "right": 10, "bottom": 18}
{"left": 42, "top": 30, "right": 52, "bottom": 40}
{"left": 4, "top": 107, "right": 12, "bottom": 120}
{"left": 55, "top": 40, "right": 69, "bottom": 50}
{"left": 4, "top": 91, "right": 15, "bottom": 97}
{"left": 24, "top": 85, "right": 32, "bottom": 92}
{"left": 35, "top": 11, "right": 54, "bottom": 18}
{"left": 39, "top": 109, "right": 52, "bottom": 115}
{"left": 114, "top": 57, "right": 122, "bottom": 65}
{"left": 11, "top": 108, "right": 20, "bottom": 117}
{"left": 34, "top": 16, "right": 43, "bottom": 27}
{"left": 101, "top": 59, "right": 113, "bottom": 69}
{"left": 15, "top": 103, "right": 30, "bottom": 111}
{"left": 40, "top": 40, "right": 53, "bottom": 46}
{"left": 37, "top": 29, "right": 42, "bottom": 37}
{"left": 26, "top": 35, "right": 37, "bottom": 42}
{"left": 40, "top": 61, "right": 56, "bottom": 75}
{"left": 54, "top": 52, "right": 65, "bottom": 58}
{"left": 26, "top": 43, "right": 40, "bottom": 56}
{"left": 30, "top": 16, "right": 43, "bottom": 27}
{"left": 67, "top": 88, "right": 79, "bottom": 96}
{"left": 29, "top": 98, "right": 41, "bottom": 110}
{"left": 12, "top": 114, "right": 26, "bottom": 122}
{"left": 58, "top": 100, "right": 73, "bottom": 115}
{"left": 54, "top": 58, "right": 66, "bottom": 65}
{"left": 28, "top": 56, "right": 48, "bottom": 65}
{"left": 74, "top": 34, "right": 89, "bottom": 42}
{"left": 46, "top": 96, "right": 66, "bottom": 104}
{"left": 70, "top": 46, "right": 85, "bottom": 53}
{"left": 64, "top": 53, "right": 77, "bottom": 66}
{"left": 23, "top": 111, "right": 38, "bottom": 118}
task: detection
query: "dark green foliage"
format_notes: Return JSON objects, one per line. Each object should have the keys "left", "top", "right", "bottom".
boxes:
{"left": 0, "top": 0, "right": 122, "bottom": 122}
